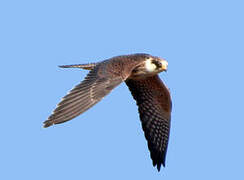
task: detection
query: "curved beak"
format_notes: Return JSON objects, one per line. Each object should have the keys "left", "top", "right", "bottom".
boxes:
{"left": 160, "top": 59, "right": 168, "bottom": 71}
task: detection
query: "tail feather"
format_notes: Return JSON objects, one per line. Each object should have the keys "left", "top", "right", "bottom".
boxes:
{"left": 59, "top": 63, "right": 96, "bottom": 70}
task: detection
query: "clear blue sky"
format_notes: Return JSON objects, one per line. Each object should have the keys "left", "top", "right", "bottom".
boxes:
{"left": 1, "top": 0, "right": 243, "bottom": 179}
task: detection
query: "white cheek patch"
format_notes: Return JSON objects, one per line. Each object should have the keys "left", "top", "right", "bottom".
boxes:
{"left": 145, "top": 59, "right": 156, "bottom": 72}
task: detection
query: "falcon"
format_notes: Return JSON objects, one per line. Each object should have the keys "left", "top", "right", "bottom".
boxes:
{"left": 44, "top": 53, "right": 172, "bottom": 171}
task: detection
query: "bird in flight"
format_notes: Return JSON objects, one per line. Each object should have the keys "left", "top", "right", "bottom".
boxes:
{"left": 44, "top": 53, "right": 172, "bottom": 171}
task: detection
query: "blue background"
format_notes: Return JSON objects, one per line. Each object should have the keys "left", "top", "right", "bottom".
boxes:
{"left": 1, "top": 0, "right": 243, "bottom": 179}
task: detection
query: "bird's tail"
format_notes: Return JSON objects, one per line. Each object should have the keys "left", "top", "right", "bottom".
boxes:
{"left": 59, "top": 63, "right": 96, "bottom": 70}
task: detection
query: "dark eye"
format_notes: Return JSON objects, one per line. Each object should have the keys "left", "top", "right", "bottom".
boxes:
{"left": 152, "top": 60, "right": 161, "bottom": 68}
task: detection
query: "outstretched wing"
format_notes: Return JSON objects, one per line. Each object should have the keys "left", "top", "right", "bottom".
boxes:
{"left": 44, "top": 65, "right": 123, "bottom": 128}
{"left": 126, "top": 75, "right": 172, "bottom": 171}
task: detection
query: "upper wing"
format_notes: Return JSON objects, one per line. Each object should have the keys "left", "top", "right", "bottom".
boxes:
{"left": 125, "top": 75, "right": 172, "bottom": 171}
{"left": 44, "top": 65, "right": 123, "bottom": 128}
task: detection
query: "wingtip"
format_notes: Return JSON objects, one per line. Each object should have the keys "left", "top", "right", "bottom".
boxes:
{"left": 153, "top": 160, "right": 165, "bottom": 172}
{"left": 156, "top": 162, "right": 163, "bottom": 172}
{"left": 157, "top": 165, "right": 161, "bottom": 172}
{"left": 43, "top": 120, "right": 53, "bottom": 128}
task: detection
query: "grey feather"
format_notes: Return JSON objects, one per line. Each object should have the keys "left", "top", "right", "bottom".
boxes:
{"left": 44, "top": 65, "right": 123, "bottom": 128}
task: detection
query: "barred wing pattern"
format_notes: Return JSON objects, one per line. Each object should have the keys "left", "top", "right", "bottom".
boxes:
{"left": 126, "top": 75, "right": 172, "bottom": 171}
{"left": 44, "top": 66, "right": 123, "bottom": 128}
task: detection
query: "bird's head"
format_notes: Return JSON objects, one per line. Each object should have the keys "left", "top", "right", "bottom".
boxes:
{"left": 144, "top": 56, "right": 168, "bottom": 74}
{"left": 127, "top": 53, "right": 168, "bottom": 79}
